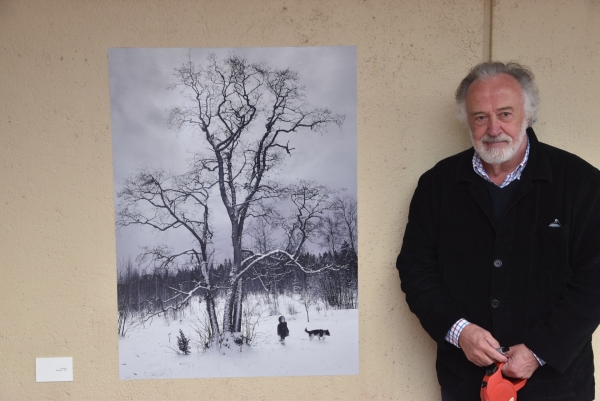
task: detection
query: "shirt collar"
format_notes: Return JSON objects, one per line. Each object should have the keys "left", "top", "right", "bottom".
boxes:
{"left": 472, "top": 137, "right": 530, "bottom": 188}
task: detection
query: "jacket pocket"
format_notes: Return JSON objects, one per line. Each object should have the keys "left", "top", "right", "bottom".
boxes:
{"left": 529, "top": 223, "right": 570, "bottom": 274}
{"left": 527, "top": 223, "right": 572, "bottom": 322}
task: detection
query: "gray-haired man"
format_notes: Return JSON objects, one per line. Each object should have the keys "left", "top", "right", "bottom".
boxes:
{"left": 397, "top": 62, "right": 600, "bottom": 400}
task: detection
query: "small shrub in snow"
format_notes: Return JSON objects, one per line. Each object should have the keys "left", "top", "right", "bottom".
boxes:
{"left": 177, "top": 329, "right": 191, "bottom": 355}
{"left": 241, "top": 299, "right": 268, "bottom": 347}
{"left": 192, "top": 315, "right": 214, "bottom": 353}
{"left": 286, "top": 301, "right": 298, "bottom": 315}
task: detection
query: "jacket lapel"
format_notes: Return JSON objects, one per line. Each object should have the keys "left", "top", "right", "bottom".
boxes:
{"left": 468, "top": 179, "right": 495, "bottom": 226}
{"left": 456, "top": 127, "right": 551, "bottom": 227}
{"left": 454, "top": 149, "right": 496, "bottom": 226}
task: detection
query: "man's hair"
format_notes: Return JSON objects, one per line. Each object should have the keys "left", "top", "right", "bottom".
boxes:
{"left": 455, "top": 61, "right": 540, "bottom": 126}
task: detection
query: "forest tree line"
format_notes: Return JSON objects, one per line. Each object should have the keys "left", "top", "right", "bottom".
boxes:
{"left": 118, "top": 242, "right": 357, "bottom": 337}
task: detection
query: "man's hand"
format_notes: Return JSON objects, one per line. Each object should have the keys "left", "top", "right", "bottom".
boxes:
{"left": 458, "top": 324, "right": 508, "bottom": 367}
{"left": 502, "top": 344, "right": 540, "bottom": 379}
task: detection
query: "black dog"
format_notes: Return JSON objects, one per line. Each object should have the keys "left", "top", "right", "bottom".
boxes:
{"left": 305, "top": 328, "right": 330, "bottom": 341}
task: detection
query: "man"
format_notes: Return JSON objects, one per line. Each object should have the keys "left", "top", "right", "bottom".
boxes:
{"left": 396, "top": 62, "right": 600, "bottom": 400}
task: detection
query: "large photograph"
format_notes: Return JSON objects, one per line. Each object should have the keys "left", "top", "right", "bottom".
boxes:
{"left": 109, "top": 47, "right": 358, "bottom": 379}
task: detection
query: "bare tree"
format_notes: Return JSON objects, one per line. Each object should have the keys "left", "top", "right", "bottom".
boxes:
{"left": 117, "top": 166, "right": 221, "bottom": 344}
{"left": 167, "top": 53, "right": 345, "bottom": 335}
{"left": 244, "top": 181, "right": 342, "bottom": 284}
{"left": 319, "top": 215, "right": 343, "bottom": 260}
{"left": 281, "top": 181, "right": 339, "bottom": 255}
{"left": 333, "top": 195, "right": 358, "bottom": 254}
{"left": 246, "top": 215, "right": 277, "bottom": 254}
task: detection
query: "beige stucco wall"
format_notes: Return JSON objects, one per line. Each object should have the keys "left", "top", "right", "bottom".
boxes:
{"left": 1, "top": 0, "right": 598, "bottom": 399}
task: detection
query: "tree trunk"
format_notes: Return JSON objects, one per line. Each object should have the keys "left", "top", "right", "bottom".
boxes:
{"left": 222, "top": 284, "right": 235, "bottom": 333}
{"left": 204, "top": 292, "right": 220, "bottom": 345}
{"left": 305, "top": 301, "right": 310, "bottom": 323}
{"left": 232, "top": 280, "right": 243, "bottom": 332}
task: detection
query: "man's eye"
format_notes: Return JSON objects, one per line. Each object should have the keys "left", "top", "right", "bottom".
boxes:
{"left": 472, "top": 116, "right": 487, "bottom": 125}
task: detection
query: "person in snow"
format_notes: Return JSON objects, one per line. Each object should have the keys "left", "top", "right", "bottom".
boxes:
{"left": 396, "top": 61, "right": 600, "bottom": 401}
{"left": 277, "top": 315, "right": 289, "bottom": 345}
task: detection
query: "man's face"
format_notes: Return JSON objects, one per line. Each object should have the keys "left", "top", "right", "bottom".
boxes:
{"left": 465, "top": 73, "right": 528, "bottom": 166}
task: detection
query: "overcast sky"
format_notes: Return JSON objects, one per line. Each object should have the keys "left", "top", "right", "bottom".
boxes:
{"left": 109, "top": 47, "right": 357, "bottom": 269}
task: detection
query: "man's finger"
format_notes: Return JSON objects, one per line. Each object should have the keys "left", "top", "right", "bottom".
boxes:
{"left": 458, "top": 324, "right": 507, "bottom": 366}
{"left": 501, "top": 344, "right": 540, "bottom": 379}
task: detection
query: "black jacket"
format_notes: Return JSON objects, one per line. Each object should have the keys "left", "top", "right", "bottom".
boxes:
{"left": 277, "top": 322, "right": 289, "bottom": 338}
{"left": 397, "top": 129, "right": 600, "bottom": 400}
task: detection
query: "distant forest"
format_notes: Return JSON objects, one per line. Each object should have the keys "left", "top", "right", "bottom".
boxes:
{"left": 118, "top": 243, "right": 357, "bottom": 337}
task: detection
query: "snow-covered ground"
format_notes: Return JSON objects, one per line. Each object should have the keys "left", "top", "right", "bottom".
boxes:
{"left": 119, "top": 296, "right": 359, "bottom": 379}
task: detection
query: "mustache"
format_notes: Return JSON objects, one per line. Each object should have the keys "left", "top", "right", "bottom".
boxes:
{"left": 481, "top": 134, "right": 512, "bottom": 144}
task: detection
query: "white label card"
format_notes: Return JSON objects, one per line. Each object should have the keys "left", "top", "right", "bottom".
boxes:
{"left": 36, "top": 357, "right": 73, "bottom": 382}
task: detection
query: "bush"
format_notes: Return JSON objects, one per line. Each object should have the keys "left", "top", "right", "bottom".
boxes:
{"left": 286, "top": 301, "right": 299, "bottom": 315}
{"left": 241, "top": 301, "right": 266, "bottom": 347}
{"left": 192, "top": 314, "right": 215, "bottom": 353}
{"left": 177, "top": 329, "right": 191, "bottom": 355}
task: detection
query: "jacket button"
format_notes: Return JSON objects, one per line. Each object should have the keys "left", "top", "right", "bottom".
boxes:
{"left": 493, "top": 259, "right": 502, "bottom": 268}
{"left": 491, "top": 299, "right": 500, "bottom": 308}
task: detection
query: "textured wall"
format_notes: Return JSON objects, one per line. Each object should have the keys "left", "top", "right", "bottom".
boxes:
{"left": 492, "top": 2, "right": 600, "bottom": 396}
{"left": 492, "top": 0, "right": 600, "bottom": 166}
{"left": 1, "top": 0, "right": 598, "bottom": 400}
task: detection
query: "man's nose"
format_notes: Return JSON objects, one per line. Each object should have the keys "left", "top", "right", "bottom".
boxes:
{"left": 487, "top": 115, "right": 502, "bottom": 136}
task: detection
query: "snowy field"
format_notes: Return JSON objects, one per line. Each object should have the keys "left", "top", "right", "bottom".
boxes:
{"left": 119, "top": 297, "right": 359, "bottom": 379}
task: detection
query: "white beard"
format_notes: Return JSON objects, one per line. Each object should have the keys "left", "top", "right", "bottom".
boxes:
{"left": 471, "top": 121, "right": 527, "bottom": 165}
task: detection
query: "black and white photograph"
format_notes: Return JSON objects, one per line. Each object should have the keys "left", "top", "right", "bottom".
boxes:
{"left": 109, "top": 46, "right": 358, "bottom": 379}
